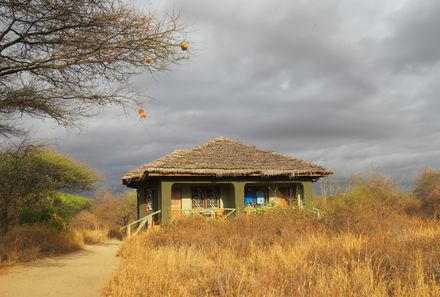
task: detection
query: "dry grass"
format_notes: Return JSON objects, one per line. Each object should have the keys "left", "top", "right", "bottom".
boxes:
{"left": 106, "top": 176, "right": 440, "bottom": 297}
{"left": 0, "top": 190, "right": 130, "bottom": 267}
{"left": 0, "top": 225, "right": 84, "bottom": 266}
{"left": 70, "top": 210, "right": 111, "bottom": 245}
{"left": 106, "top": 213, "right": 440, "bottom": 297}
{"left": 80, "top": 229, "right": 109, "bottom": 245}
{"left": 0, "top": 225, "right": 110, "bottom": 267}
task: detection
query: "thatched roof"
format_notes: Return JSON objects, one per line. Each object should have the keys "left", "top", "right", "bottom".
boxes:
{"left": 122, "top": 137, "right": 332, "bottom": 184}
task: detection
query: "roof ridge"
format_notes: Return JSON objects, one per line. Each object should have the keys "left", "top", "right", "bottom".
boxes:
{"left": 143, "top": 148, "right": 190, "bottom": 168}
{"left": 212, "top": 138, "right": 304, "bottom": 162}
{"left": 199, "top": 136, "right": 234, "bottom": 145}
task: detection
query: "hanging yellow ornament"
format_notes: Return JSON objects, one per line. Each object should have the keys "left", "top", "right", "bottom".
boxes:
{"left": 180, "top": 41, "right": 189, "bottom": 51}
{"left": 145, "top": 57, "right": 154, "bottom": 64}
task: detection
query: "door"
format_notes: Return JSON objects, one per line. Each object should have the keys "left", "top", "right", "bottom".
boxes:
{"left": 277, "top": 187, "right": 290, "bottom": 206}
{"left": 171, "top": 188, "right": 182, "bottom": 220}
{"left": 244, "top": 187, "right": 268, "bottom": 207}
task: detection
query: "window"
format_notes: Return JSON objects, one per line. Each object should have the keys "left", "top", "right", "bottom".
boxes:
{"left": 191, "top": 187, "right": 220, "bottom": 209}
{"left": 192, "top": 188, "right": 204, "bottom": 208}
{"left": 145, "top": 188, "right": 153, "bottom": 211}
{"left": 206, "top": 188, "right": 220, "bottom": 208}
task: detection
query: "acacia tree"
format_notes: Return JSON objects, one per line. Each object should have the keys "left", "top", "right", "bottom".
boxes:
{"left": 0, "top": 141, "right": 100, "bottom": 234}
{"left": 0, "top": 0, "right": 186, "bottom": 137}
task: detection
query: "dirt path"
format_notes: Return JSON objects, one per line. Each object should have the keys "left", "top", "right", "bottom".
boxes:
{"left": 0, "top": 240, "right": 122, "bottom": 297}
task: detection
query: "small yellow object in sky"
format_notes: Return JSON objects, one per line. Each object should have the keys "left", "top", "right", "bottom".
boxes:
{"left": 180, "top": 41, "right": 189, "bottom": 51}
{"left": 138, "top": 108, "right": 148, "bottom": 119}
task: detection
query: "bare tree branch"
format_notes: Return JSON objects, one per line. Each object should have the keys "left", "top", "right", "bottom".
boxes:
{"left": 0, "top": 0, "right": 188, "bottom": 138}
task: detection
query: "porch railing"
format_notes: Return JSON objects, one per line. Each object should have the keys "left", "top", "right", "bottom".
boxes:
{"left": 244, "top": 205, "right": 323, "bottom": 219}
{"left": 172, "top": 208, "right": 236, "bottom": 219}
{"left": 313, "top": 208, "right": 322, "bottom": 219}
{"left": 120, "top": 210, "right": 161, "bottom": 238}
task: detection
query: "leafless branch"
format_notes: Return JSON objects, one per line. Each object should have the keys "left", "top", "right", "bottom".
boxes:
{"left": 0, "top": 0, "right": 188, "bottom": 138}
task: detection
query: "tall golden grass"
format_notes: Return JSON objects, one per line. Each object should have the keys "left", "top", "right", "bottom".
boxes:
{"left": 106, "top": 177, "right": 440, "bottom": 297}
{"left": 71, "top": 211, "right": 111, "bottom": 244}
{"left": 80, "top": 229, "right": 109, "bottom": 244}
{"left": 0, "top": 224, "right": 84, "bottom": 265}
{"left": 106, "top": 214, "right": 439, "bottom": 297}
{"left": 0, "top": 212, "right": 112, "bottom": 266}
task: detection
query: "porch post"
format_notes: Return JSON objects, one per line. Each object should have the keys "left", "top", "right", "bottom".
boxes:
{"left": 160, "top": 181, "right": 173, "bottom": 225}
{"left": 302, "top": 181, "right": 313, "bottom": 209}
{"left": 137, "top": 184, "right": 146, "bottom": 220}
{"left": 233, "top": 181, "right": 245, "bottom": 213}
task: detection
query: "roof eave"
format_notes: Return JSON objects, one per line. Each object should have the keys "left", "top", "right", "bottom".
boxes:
{"left": 122, "top": 169, "right": 333, "bottom": 184}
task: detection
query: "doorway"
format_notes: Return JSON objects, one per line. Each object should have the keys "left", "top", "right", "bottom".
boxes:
{"left": 171, "top": 187, "right": 182, "bottom": 220}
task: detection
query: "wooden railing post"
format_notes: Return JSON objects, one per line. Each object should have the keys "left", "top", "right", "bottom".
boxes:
{"left": 121, "top": 210, "right": 162, "bottom": 238}
{"left": 313, "top": 208, "right": 322, "bottom": 219}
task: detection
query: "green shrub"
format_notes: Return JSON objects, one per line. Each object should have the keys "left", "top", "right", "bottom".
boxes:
{"left": 0, "top": 144, "right": 99, "bottom": 234}
{"left": 55, "top": 192, "right": 91, "bottom": 219}
{"left": 19, "top": 204, "right": 67, "bottom": 231}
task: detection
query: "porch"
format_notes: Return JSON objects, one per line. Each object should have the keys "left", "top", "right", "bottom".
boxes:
{"left": 136, "top": 179, "right": 314, "bottom": 226}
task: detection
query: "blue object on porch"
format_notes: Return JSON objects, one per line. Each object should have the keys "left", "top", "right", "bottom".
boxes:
{"left": 256, "top": 190, "right": 265, "bottom": 205}
{"left": 245, "top": 190, "right": 254, "bottom": 205}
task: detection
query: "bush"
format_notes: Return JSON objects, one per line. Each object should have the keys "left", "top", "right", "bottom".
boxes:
{"left": 413, "top": 168, "right": 440, "bottom": 219}
{"left": 55, "top": 192, "right": 92, "bottom": 219}
{"left": 70, "top": 211, "right": 97, "bottom": 229}
{"left": 18, "top": 192, "right": 92, "bottom": 232}
{"left": 80, "top": 229, "right": 108, "bottom": 245}
{"left": 0, "top": 143, "right": 99, "bottom": 234}
{"left": 90, "top": 190, "right": 136, "bottom": 230}
{"left": 19, "top": 204, "right": 67, "bottom": 232}
{"left": 108, "top": 229, "right": 123, "bottom": 240}
{"left": 323, "top": 174, "right": 415, "bottom": 233}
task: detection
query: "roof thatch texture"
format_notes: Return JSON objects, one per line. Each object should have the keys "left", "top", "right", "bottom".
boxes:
{"left": 122, "top": 137, "right": 332, "bottom": 184}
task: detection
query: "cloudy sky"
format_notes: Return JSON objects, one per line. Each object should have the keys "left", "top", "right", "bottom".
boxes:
{"left": 28, "top": 0, "right": 440, "bottom": 191}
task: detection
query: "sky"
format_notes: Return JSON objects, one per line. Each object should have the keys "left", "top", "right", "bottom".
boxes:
{"left": 27, "top": 0, "right": 440, "bottom": 191}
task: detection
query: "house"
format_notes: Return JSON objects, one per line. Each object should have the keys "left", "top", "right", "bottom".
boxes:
{"left": 122, "top": 137, "right": 332, "bottom": 225}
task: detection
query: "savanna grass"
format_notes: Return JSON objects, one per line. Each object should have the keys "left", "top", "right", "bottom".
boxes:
{"left": 0, "top": 224, "right": 84, "bottom": 265}
{"left": 106, "top": 211, "right": 439, "bottom": 297}
{"left": 106, "top": 177, "right": 440, "bottom": 296}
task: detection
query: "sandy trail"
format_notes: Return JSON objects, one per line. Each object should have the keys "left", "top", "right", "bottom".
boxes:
{"left": 0, "top": 240, "right": 121, "bottom": 297}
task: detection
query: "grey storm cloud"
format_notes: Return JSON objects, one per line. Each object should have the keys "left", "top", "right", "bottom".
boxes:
{"left": 26, "top": 0, "right": 440, "bottom": 191}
